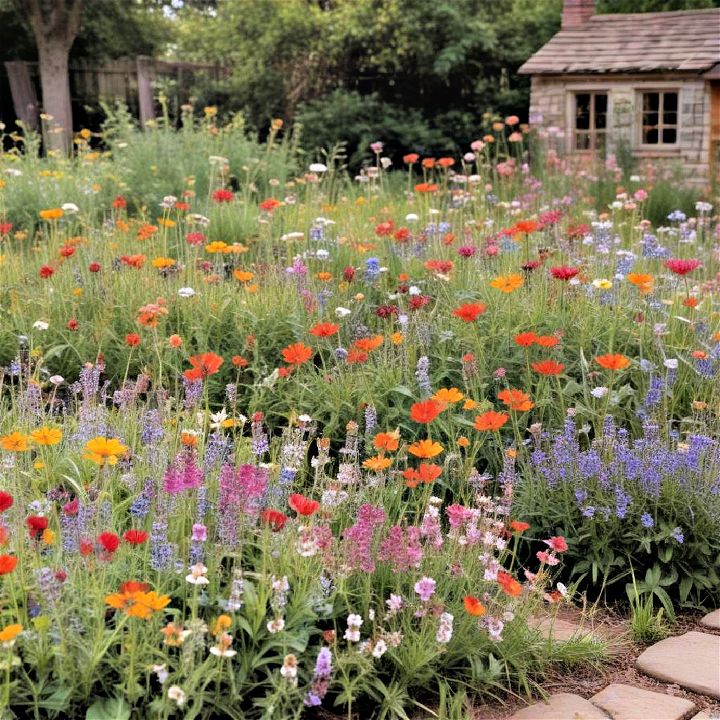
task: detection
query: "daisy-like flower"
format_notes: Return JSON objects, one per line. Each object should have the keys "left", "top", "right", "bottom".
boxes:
{"left": 185, "top": 563, "right": 210, "bottom": 585}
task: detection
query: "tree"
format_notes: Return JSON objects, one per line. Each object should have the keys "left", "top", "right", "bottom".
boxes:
{"left": 13, "top": 0, "right": 84, "bottom": 154}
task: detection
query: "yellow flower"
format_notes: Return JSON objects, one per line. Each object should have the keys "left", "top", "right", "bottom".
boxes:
{"left": 152, "top": 257, "right": 175, "bottom": 269}
{"left": 1, "top": 431, "right": 29, "bottom": 452}
{"left": 72, "top": 287, "right": 84, "bottom": 297}
{"left": 390, "top": 332, "right": 404, "bottom": 345}
{"left": 203, "top": 106, "right": 218, "bottom": 117}
{"left": 31, "top": 426, "right": 62, "bottom": 446}
{"left": 157, "top": 218, "right": 176, "bottom": 229}
{"left": 433, "top": 387, "right": 464, "bottom": 404}
{"left": 205, "top": 241, "right": 228, "bottom": 254}
{"left": 463, "top": 399, "right": 479, "bottom": 410}
{"left": 41, "top": 529, "right": 56, "bottom": 545}
{"left": 362, "top": 455, "right": 393, "bottom": 471}
{"left": 233, "top": 269, "right": 254, "bottom": 282}
{"left": 407, "top": 438, "right": 444, "bottom": 459}
{"left": 489, "top": 273, "right": 524, "bottom": 293}
{"left": 39, "top": 208, "right": 63, "bottom": 221}
{"left": 83, "top": 436, "right": 128, "bottom": 466}
{"left": 34, "top": 461, "right": 45, "bottom": 470}
{"left": 0, "top": 624, "right": 23, "bottom": 645}
{"left": 212, "top": 614, "right": 232, "bottom": 636}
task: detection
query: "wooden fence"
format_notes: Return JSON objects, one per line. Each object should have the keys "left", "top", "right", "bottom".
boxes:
{"left": 2, "top": 56, "right": 227, "bottom": 133}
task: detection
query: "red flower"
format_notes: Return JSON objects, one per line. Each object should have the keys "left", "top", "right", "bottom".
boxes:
{"left": 0, "top": 223, "right": 13, "bottom": 235}
{"left": 664, "top": 258, "right": 701, "bottom": 276}
{"left": 63, "top": 498, "right": 79, "bottom": 515}
{"left": 288, "top": 493, "right": 319, "bottom": 517}
{"left": 463, "top": 595, "right": 486, "bottom": 616}
{"left": 281, "top": 343, "right": 312, "bottom": 366}
{"left": 509, "top": 520, "right": 530, "bottom": 533}
{"left": 451, "top": 302, "right": 487, "bottom": 322}
{"left": 184, "top": 352, "right": 224, "bottom": 380}
{"left": 403, "top": 153, "right": 419, "bottom": 164}
{"left": 112, "top": 195, "right": 127, "bottom": 209}
{"left": 123, "top": 529, "right": 149, "bottom": 545}
{"left": 212, "top": 189, "right": 234, "bottom": 203}
{"left": 120, "top": 580, "right": 150, "bottom": 594}
{"left": 0, "top": 555, "right": 18, "bottom": 575}
{"left": 26, "top": 515, "right": 49, "bottom": 539}
{"left": 410, "top": 399, "right": 444, "bottom": 424}
{"left": 89, "top": 262, "right": 101, "bottom": 273}
{"left": 0, "top": 492, "right": 13, "bottom": 513}
{"left": 59, "top": 245, "right": 76, "bottom": 258}
{"left": 531, "top": 359, "right": 565, "bottom": 376}
{"left": 67, "top": 318, "right": 79, "bottom": 331}
{"left": 474, "top": 411, "right": 510, "bottom": 432}
{"left": 98, "top": 531, "right": 120, "bottom": 554}
{"left": 79, "top": 538, "right": 94, "bottom": 556}
{"left": 514, "top": 332, "right": 537, "bottom": 347}
{"left": 309, "top": 322, "right": 340, "bottom": 338}
{"left": 545, "top": 536, "right": 568, "bottom": 553}
{"left": 261, "top": 509, "right": 288, "bottom": 531}
{"left": 259, "top": 197, "right": 281, "bottom": 212}
{"left": 125, "top": 333, "right": 141, "bottom": 347}
{"left": 39, "top": 265, "right": 54, "bottom": 279}
{"left": 497, "top": 570, "right": 522, "bottom": 597}
{"left": 375, "top": 220, "right": 395, "bottom": 236}
{"left": 549, "top": 265, "right": 579, "bottom": 281}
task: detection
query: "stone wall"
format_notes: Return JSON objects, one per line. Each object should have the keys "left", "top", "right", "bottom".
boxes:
{"left": 527, "top": 74, "right": 712, "bottom": 182}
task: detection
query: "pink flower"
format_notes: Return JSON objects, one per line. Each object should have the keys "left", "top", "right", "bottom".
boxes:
{"left": 544, "top": 536, "right": 568, "bottom": 553}
{"left": 664, "top": 258, "right": 701, "bottom": 276}
{"left": 191, "top": 523, "right": 207, "bottom": 542}
{"left": 414, "top": 576, "right": 436, "bottom": 602}
{"left": 536, "top": 550, "right": 560, "bottom": 566}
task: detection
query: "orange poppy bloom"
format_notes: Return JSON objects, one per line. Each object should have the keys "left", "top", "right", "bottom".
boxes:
{"left": 403, "top": 463, "right": 442, "bottom": 488}
{"left": 452, "top": 303, "right": 487, "bottom": 322}
{"left": 626, "top": 273, "right": 654, "bottom": 295}
{"left": 407, "top": 439, "right": 444, "bottom": 459}
{"left": 509, "top": 520, "right": 530, "bottom": 533}
{"left": 374, "top": 431, "right": 400, "bottom": 452}
{"left": 309, "top": 322, "right": 340, "bottom": 338}
{"left": 0, "top": 555, "right": 17, "bottom": 575}
{"left": 595, "top": 353, "right": 630, "bottom": 371}
{"left": 403, "top": 153, "right": 419, "bottom": 164}
{"left": 490, "top": 273, "right": 524, "bottom": 293}
{"left": 414, "top": 182, "right": 439, "bottom": 193}
{"left": 421, "top": 158, "right": 436, "bottom": 169}
{"left": 259, "top": 198, "right": 282, "bottom": 212}
{"left": 474, "top": 411, "right": 510, "bottom": 432}
{"left": 363, "top": 455, "right": 393, "bottom": 472}
{"left": 410, "top": 399, "right": 444, "bottom": 424}
{"left": 535, "top": 335, "right": 560, "bottom": 348}
{"left": 281, "top": 343, "right": 313, "bottom": 365}
{"left": 346, "top": 349, "right": 369, "bottom": 364}
{"left": 184, "top": 352, "right": 224, "bottom": 380}
{"left": 353, "top": 335, "right": 384, "bottom": 352}
{"left": 498, "top": 389, "right": 534, "bottom": 412}
{"left": 514, "top": 332, "right": 537, "bottom": 347}
{"left": 512, "top": 220, "right": 539, "bottom": 235}
{"left": 463, "top": 595, "right": 486, "bottom": 617}
{"left": 497, "top": 571, "right": 522, "bottom": 597}
{"left": 531, "top": 360, "right": 565, "bottom": 376}
{"left": 438, "top": 157, "right": 455, "bottom": 168}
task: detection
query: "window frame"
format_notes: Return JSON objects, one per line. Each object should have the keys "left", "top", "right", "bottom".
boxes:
{"left": 636, "top": 88, "right": 680, "bottom": 148}
{"left": 570, "top": 90, "right": 609, "bottom": 154}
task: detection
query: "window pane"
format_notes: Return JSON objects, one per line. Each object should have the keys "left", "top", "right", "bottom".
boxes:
{"left": 575, "top": 132, "right": 590, "bottom": 150}
{"left": 644, "top": 93, "right": 659, "bottom": 112}
{"left": 663, "top": 92, "right": 678, "bottom": 112}
{"left": 662, "top": 127, "right": 677, "bottom": 144}
{"left": 595, "top": 93, "right": 608, "bottom": 130}
{"left": 576, "top": 94, "right": 590, "bottom": 130}
{"left": 643, "top": 124, "right": 659, "bottom": 144}
{"left": 663, "top": 110, "right": 677, "bottom": 126}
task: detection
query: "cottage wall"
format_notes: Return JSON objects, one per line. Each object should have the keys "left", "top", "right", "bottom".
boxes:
{"left": 528, "top": 74, "right": 712, "bottom": 182}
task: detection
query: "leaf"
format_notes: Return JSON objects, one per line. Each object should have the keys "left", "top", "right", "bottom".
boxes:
{"left": 389, "top": 385, "right": 416, "bottom": 399}
{"left": 86, "top": 698, "right": 131, "bottom": 720}
{"left": 679, "top": 576, "right": 693, "bottom": 604}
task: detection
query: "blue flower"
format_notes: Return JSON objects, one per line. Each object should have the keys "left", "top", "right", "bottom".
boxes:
{"left": 640, "top": 512, "right": 654, "bottom": 528}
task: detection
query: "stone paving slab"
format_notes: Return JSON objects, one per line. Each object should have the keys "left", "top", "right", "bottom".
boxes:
{"left": 690, "top": 711, "right": 720, "bottom": 720}
{"left": 528, "top": 615, "right": 597, "bottom": 643}
{"left": 636, "top": 631, "right": 720, "bottom": 699}
{"left": 507, "top": 693, "right": 610, "bottom": 719}
{"left": 591, "top": 683, "right": 696, "bottom": 720}
{"left": 701, "top": 610, "right": 720, "bottom": 631}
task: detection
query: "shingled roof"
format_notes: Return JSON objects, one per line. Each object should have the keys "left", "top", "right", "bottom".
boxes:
{"left": 518, "top": 9, "right": 720, "bottom": 75}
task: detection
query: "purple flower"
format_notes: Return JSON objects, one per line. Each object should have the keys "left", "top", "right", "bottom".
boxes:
{"left": 414, "top": 576, "right": 436, "bottom": 603}
{"left": 191, "top": 523, "right": 207, "bottom": 542}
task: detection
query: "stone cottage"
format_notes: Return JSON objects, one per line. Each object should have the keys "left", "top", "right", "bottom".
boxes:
{"left": 518, "top": 0, "right": 720, "bottom": 182}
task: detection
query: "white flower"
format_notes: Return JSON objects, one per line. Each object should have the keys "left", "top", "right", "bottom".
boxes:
{"left": 556, "top": 582, "right": 568, "bottom": 598}
{"left": 209, "top": 408, "right": 229, "bottom": 430}
{"left": 178, "top": 287, "right": 196, "bottom": 298}
{"left": 372, "top": 639, "right": 388, "bottom": 658}
{"left": 591, "top": 386, "right": 608, "bottom": 399}
{"left": 188, "top": 213, "right": 210, "bottom": 226}
{"left": 335, "top": 306, "right": 352, "bottom": 318}
{"left": 5, "top": 168, "right": 22, "bottom": 177}
{"left": 315, "top": 249, "right": 330, "bottom": 260}
{"left": 33, "top": 321, "right": 49, "bottom": 331}
{"left": 168, "top": 686, "right": 186, "bottom": 707}
{"left": 405, "top": 213, "right": 419, "bottom": 222}
{"left": 297, "top": 414, "right": 312, "bottom": 423}
{"left": 309, "top": 163, "right": 327, "bottom": 173}
{"left": 160, "top": 195, "right": 178, "bottom": 209}
{"left": 152, "top": 664, "right": 169, "bottom": 684}
{"left": 280, "top": 231, "right": 304, "bottom": 241}
{"left": 49, "top": 375, "right": 64, "bottom": 385}
{"left": 185, "top": 563, "right": 209, "bottom": 585}
{"left": 408, "top": 286, "right": 422, "bottom": 296}
{"left": 380, "top": 157, "right": 392, "bottom": 170}
{"left": 592, "top": 278, "right": 613, "bottom": 289}
{"left": 61, "top": 202, "right": 79, "bottom": 214}
{"left": 664, "top": 358, "right": 678, "bottom": 370}
{"left": 267, "top": 617, "right": 285, "bottom": 634}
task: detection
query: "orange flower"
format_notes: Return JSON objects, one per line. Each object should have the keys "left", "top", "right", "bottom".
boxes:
{"left": 410, "top": 399, "right": 444, "bottom": 424}
{"left": 474, "top": 411, "right": 510, "bottom": 431}
{"left": 497, "top": 571, "right": 522, "bottom": 597}
{"left": 535, "top": 335, "right": 559, "bottom": 348}
{"left": 414, "top": 182, "right": 438, "bottom": 193}
{"left": 403, "top": 463, "right": 442, "bottom": 488}
{"left": 184, "top": 352, "right": 224, "bottom": 380}
{"left": 438, "top": 157, "right": 455, "bottom": 168}
{"left": 407, "top": 439, "right": 443, "bottom": 459}
{"left": 363, "top": 455, "right": 393, "bottom": 472}
{"left": 452, "top": 302, "right": 487, "bottom": 322}
{"left": 490, "top": 273, "right": 524, "bottom": 293}
{"left": 498, "top": 389, "right": 534, "bottom": 412}
{"left": 509, "top": 520, "right": 530, "bottom": 533}
{"left": 281, "top": 342, "right": 313, "bottom": 365}
{"left": 353, "top": 335, "right": 384, "bottom": 352}
{"left": 531, "top": 360, "right": 565, "bottom": 376}
{"left": 259, "top": 198, "right": 282, "bottom": 212}
{"left": 463, "top": 595, "right": 486, "bottom": 617}
{"left": 0, "top": 555, "right": 17, "bottom": 575}
{"left": 346, "top": 349, "right": 368, "bottom": 364}
{"left": 233, "top": 269, "right": 255, "bottom": 282}
{"left": 433, "top": 387, "right": 464, "bottom": 404}
{"left": 309, "top": 322, "right": 340, "bottom": 338}
{"left": 595, "top": 353, "right": 630, "bottom": 371}
{"left": 373, "top": 431, "right": 400, "bottom": 452}
{"left": 627, "top": 273, "right": 654, "bottom": 295}
{"left": 514, "top": 332, "right": 537, "bottom": 347}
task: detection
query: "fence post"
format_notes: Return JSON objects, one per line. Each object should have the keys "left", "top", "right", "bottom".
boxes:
{"left": 136, "top": 55, "right": 155, "bottom": 127}
{"left": 4, "top": 61, "right": 40, "bottom": 132}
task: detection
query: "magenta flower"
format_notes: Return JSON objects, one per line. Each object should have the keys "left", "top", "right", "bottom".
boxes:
{"left": 414, "top": 576, "right": 437, "bottom": 602}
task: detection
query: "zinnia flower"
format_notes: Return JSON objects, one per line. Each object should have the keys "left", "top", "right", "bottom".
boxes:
{"left": 531, "top": 360, "right": 565, "bottom": 376}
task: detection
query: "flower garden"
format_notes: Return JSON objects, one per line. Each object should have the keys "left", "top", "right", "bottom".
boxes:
{"left": 0, "top": 113, "right": 718, "bottom": 719}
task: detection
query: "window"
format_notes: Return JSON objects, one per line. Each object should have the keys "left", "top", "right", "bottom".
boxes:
{"left": 640, "top": 91, "right": 678, "bottom": 145}
{"left": 573, "top": 92, "right": 607, "bottom": 152}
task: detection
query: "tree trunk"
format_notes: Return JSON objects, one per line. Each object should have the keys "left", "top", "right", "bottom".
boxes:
{"left": 37, "top": 38, "right": 73, "bottom": 154}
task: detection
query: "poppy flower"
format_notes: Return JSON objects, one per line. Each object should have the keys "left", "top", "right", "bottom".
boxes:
{"left": 549, "top": 266, "right": 579, "bottom": 281}
{"left": 414, "top": 182, "right": 438, "bottom": 193}
{"left": 288, "top": 493, "right": 319, "bottom": 517}
{"left": 281, "top": 343, "right": 313, "bottom": 366}
{"left": 595, "top": 353, "right": 630, "bottom": 371}
{"left": 0, "top": 555, "right": 17, "bottom": 575}
{"left": 497, "top": 570, "right": 522, "bottom": 597}
{"left": 509, "top": 520, "right": 530, "bottom": 533}
{"left": 309, "top": 322, "right": 340, "bottom": 338}
{"left": 514, "top": 332, "right": 537, "bottom": 347}
{"left": 410, "top": 399, "right": 444, "bottom": 424}
{"left": 26, "top": 515, "right": 49, "bottom": 539}
{"left": 545, "top": 536, "right": 568, "bottom": 553}
{"left": 346, "top": 349, "right": 369, "bottom": 364}
{"left": 535, "top": 335, "right": 559, "bottom": 348}
{"left": 498, "top": 389, "right": 534, "bottom": 412}
{"left": 261, "top": 509, "right": 288, "bottom": 531}
{"left": 463, "top": 595, "right": 486, "bottom": 617}
{"left": 421, "top": 158, "right": 436, "bottom": 169}
{"left": 353, "top": 335, "right": 384, "bottom": 352}
{"left": 664, "top": 258, "right": 701, "bottom": 276}
{"left": 438, "top": 157, "right": 455, "bottom": 168}
{"left": 473, "top": 411, "right": 510, "bottom": 432}
{"left": 403, "top": 153, "right": 419, "bottom": 164}
{"left": 452, "top": 303, "right": 487, "bottom": 322}
{"left": 627, "top": 273, "right": 654, "bottom": 294}
{"left": 373, "top": 431, "right": 400, "bottom": 452}
{"left": 259, "top": 197, "right": 281, "bottom": 212}
{"left": 0, "top": 492, "right": 12, "bottom": 513}
{"left": 403, "top": 463, "right": 442, "bottom": 488}
{"left": 39, "top": 265, "right": 54, "bottom": 279}
{"left": 212, "top": 189, "right": 234, "bottom": 203}
{"left": 125, "top": 333, "right": 141, "bottom": 347}
{"left": 184, "top": 352, "right": 224, "bottom": 380}
{"left": 123, "top": 529, "right": 149, "bottom": 545}
{"left": 407, "top": 439, "right": 444, "bottom": 459}
{"left": 98, "top": 531, "right": 120, "bottom": 554}
{"left": 531, "top": 360, "right": 565, "bottom": 376}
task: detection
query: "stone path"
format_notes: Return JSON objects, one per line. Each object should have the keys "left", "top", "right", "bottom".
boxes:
{"left": 506, "top": 609, "right": 720, "bottom": 720}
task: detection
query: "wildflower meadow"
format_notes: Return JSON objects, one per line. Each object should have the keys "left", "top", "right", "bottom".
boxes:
{"left": 0, "top": 111, "right": 718, "bottom": 719}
